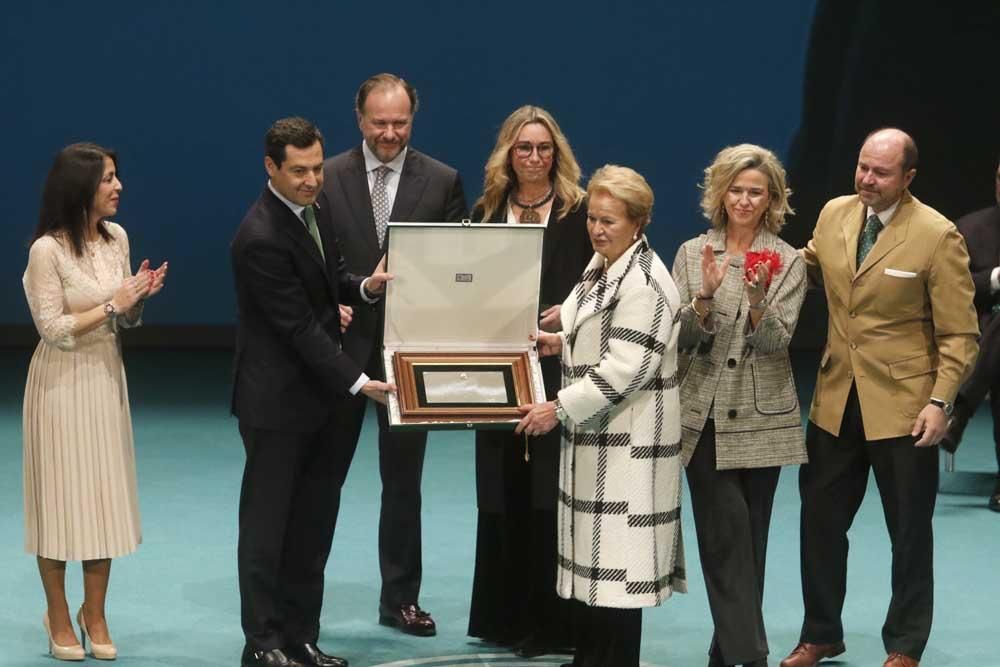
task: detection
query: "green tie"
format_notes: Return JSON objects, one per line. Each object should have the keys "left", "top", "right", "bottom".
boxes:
{"left": 856, "top": 213, "right": 883, "bottom": 267}
{"left": 302, "top": 205, "right": 325, "bottom": 261}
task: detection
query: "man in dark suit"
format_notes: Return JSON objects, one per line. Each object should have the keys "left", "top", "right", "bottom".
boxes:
{"left": 231, "top": 117, "right": 394, "bottom": 667}
{"left": 321, "top": 73, "right": 467, "bottom": 636}
{"left": 941, "top": 157, "right": 1000, "bottom": 512}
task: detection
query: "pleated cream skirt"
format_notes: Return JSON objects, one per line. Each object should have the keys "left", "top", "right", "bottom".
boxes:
{"left": 22, "top": 334, "right": 141, "bottom": 561}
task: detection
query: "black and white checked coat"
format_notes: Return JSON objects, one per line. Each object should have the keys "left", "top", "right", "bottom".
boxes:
{"left": 555, "top": 238, "right": 687, "bottom": 608}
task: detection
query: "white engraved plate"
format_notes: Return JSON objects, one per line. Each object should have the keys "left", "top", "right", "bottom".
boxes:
{"left": 422, "top": 371, "right": 508, "bottom": 404}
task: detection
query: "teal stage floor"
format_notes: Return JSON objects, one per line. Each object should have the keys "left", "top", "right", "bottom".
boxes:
{"left": 0, "top": 348, "right": 997, "bottom": 666}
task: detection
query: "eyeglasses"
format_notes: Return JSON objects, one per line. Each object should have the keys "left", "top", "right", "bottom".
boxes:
{"left": 513, "top": 142, "right": 555, "bottom": 159}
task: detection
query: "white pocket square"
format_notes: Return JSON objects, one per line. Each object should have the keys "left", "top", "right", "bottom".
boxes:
{"left": 884, "top": 268, "right": 918, "bottom": 278}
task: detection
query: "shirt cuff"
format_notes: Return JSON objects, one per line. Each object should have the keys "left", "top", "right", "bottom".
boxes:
{"left": 360, "top": 278, "right": 379, "bottom": 304}
{"left": 349, "top": 372, "right": 370, "bottom": 396}
{"left": 991, "top": 267, "right": 1000, "bottom": 293}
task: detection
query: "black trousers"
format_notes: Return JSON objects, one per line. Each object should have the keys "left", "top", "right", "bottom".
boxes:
{"left": 686, "top": 421, "right": 779, "bottom": 666}
{"left": 336, "top": 350, "right": 428, "bottom": 607}
{"left": 798, "top": 385, "right": 938, "bottom": 660}
{"left": 958, "top": 312, "right": 1000, "bottom": 473}
{"left": 569, "top": 601, "right": 642, "bottom": 667}
{"left": 469, "top": 418, "right": 575, "bottom": 646}
{"left": 237, "top": 414, "right": 357, "bottom": 650}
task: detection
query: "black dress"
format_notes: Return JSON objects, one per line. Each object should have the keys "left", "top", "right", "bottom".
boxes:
{"left": 468, "top": 197, "right": 593, "bottom": 654}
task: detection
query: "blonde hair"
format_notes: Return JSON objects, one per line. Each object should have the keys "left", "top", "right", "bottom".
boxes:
{"left": 699, "top": 143, "right": 793, "bottom": 232}
{"left": 586, "top": 164, "right": 654, "bottom": 230}
{"left": 475, "top": 105, "right": 585, "bottom": 222}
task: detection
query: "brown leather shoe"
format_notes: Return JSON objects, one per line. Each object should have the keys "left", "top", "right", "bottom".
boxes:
{"left": 779, "top": 641, "right": 846, "bottom": 667}
{"left": 378, "top": 603, "right": 437, "bottom": 637}
{"left": 884, "top": 653, "right": 918, "bottom": 666}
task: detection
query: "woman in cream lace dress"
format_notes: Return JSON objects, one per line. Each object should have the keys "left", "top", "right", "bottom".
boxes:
{"left": 23, "top": 142, "right": 167, "bottom": 660}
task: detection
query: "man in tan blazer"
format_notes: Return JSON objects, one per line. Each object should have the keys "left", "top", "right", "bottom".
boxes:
{"left": 780, "top": 128, "right": 979, "bottom": 667}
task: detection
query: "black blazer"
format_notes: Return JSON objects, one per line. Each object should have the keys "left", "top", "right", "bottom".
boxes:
{"left": 474, "top": 196, "right": 593, "bottom": 512}
{"left": 231, "top": 186, "right": 367, "bottom": 432}
{"left": 956, "top": 205, "right": 1000, "bottom": 330}
{"left": 321, "top": 145, "right": 467, "bottom": 370}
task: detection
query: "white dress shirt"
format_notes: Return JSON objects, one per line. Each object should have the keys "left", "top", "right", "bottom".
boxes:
{"left": 867, "top": 199, "right": 900, "bottom": 228}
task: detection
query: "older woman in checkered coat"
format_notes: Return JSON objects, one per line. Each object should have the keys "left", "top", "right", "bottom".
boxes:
{"left": 517, "top": 165, "right": 686, "bottom": 667}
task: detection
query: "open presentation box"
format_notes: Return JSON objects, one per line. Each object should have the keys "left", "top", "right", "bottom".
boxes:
{"left": 382, "top": 221, "right": 546, "bottom": 431}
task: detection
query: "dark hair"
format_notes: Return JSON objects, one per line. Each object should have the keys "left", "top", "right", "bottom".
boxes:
{"left": 265, "top": 117, "right": 324, "bottom": 168}
{"left": 34, "top": 142, "right": 117, "bottom": 257}
{"left": 864, "top": 127, "right": 919, "bottom": 172}
{"left": 355, "top": 73, "right": 419, "bottom": 116}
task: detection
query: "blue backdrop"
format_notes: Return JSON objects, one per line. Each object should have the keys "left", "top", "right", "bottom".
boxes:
{"left": 1, "top": 1, "right": 816, "bottom": 325}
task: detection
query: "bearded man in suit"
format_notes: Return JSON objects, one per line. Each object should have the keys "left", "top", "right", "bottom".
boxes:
{"left": 320, "top": 73, "right": 467, "bottom": 636}
{"left": 779, "top": 128, "right": 979, "bottom": 667}
{"left": 941, "top": 157, "right": 1000, "bottom": 512}
{"left": 231, "top": 117, "right": 395, "bottom": 667}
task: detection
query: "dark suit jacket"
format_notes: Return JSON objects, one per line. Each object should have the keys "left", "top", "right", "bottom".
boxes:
{"left": 473, "top": 197, "right": 593, "bottom": 512}
{"left": 956, "top": 204, "right": 1000, "bottom": 332}
{"left": 321, "top": 145, "right": 467, "bottom": 371}
{"left": 231, "top": 186, "right": 367, "bottom": 433}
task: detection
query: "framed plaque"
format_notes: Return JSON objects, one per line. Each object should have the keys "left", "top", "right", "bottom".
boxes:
{"left": 392, "top": 351, "right": 536, "bottom": 424}
{"left": 382, "top": 222, "right": 547, "bottom": 430}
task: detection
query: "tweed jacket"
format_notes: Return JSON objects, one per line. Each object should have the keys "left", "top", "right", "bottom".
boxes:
{"left": 555, "top": 237, "right": 687, "bottom": 608}
{"left": 672, "top": 228, "right": 807, "bottom": 470}
{"left": 803, "top": 191, "right": 979, "bottom": 439}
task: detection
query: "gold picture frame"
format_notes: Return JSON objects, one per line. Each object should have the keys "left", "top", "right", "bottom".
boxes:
{"left": 392, "top": 351, "right": 536, "bottom": 425}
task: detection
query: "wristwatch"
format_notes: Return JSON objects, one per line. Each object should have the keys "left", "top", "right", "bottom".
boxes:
{"left": 103, "top": 302, "right": 117, "bottom": 318}
{"left": 554, "top": 399, "right": 567, "bottom": 423}
{"left": 929, "top": 398, "right": 953, "bottom": 416}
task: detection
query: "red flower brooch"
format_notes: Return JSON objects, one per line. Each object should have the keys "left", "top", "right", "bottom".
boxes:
{"left": 744, "top": 249, "right": 783, "bottom": 289}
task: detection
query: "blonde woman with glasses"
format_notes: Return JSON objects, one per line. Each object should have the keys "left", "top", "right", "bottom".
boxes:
{"left": 468, "top": 106, "right": 592, "bottom": 658}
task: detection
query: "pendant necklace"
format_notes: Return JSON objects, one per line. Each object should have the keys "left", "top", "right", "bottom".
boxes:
{"left": 510, "top": 186, "right": 554, "bottom": 224}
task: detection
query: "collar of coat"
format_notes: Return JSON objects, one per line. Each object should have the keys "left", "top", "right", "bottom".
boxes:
{"left": 568, "top": 236, "right": 652, "bottom": 333}
{"left": 839, "top": 190, "right": 915, "bottom": 279}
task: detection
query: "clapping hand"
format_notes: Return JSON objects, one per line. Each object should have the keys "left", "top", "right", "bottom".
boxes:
{"left": 134, "top": 259, "right": 169, "bottom": 299}
{"left": 699, "top": 243, "right": 731, "bottom": 298}
{"left": 111, "top": 273, "right": 151, "bottom": 311}
{"left": 744, "top": 262, "right": 768, "bottom": 306}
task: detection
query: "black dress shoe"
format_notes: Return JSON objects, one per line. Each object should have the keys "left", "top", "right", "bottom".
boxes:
{"left": 241, "top": 646, "right": 306, "bottom": 667}
{"left": 287, "top": 642, "right": 348, "bottom": 667}
{"left": 989, "top": 479, "right": 1000, "bottom": 512}
{"left": 513, "top": 639, "right": 574, "bottom": 658}
{"left": 378, "top": 603, "right": 437, "bottom": 636}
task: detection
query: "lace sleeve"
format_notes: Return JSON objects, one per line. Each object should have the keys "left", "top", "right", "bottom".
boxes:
{"left": 110, "top": 223, "right": 143, "bottom": 328}
{"left": 23, "top": 237, "right": 77, "bottom": 350}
